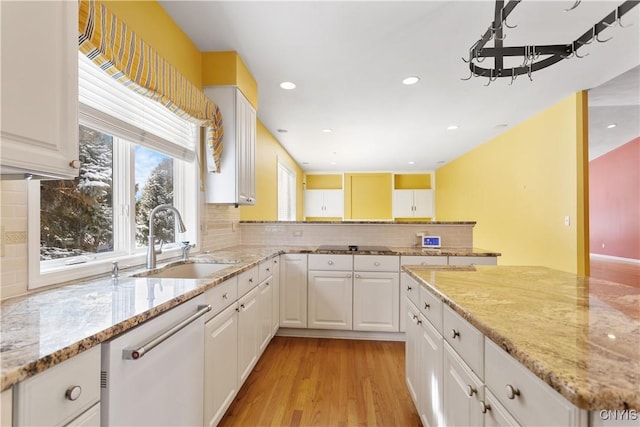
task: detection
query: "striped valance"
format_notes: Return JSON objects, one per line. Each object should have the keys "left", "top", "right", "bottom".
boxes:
{"left": 78, "top": 0, "right": 223, "bottom": 172}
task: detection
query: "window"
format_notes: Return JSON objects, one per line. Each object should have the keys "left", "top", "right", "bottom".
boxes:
{"left": 278, "top": 161, "right": 297, "bottom": 221}
{"left": 28, "top": 54, "right": 200, "bottom": 288}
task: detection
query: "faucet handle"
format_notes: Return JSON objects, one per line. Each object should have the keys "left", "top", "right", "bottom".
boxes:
{"left": 154, "top": 239, "right": 164, "bottom": 254}
{"left": 182, "top": 241, "right": 195, "bottom": 248}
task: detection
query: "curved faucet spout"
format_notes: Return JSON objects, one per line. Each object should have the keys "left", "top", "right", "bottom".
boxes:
{"left": 146, "top": 204, "right": 187, "bottom": 269}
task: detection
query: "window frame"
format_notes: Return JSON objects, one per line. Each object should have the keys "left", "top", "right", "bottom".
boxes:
{"left": 277, "top": 159, "right": 297, "bottom": 221}
{"left": 27, "top": 116, "right": 200, "bottom": 289}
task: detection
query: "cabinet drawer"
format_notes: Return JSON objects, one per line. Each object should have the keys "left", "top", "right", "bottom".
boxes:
{"left": 443, "top": 305, "right": 484, "bottom": 379}
{"left": 402, "top": 273, "right": 421, "bottom": 307}
{"left": 14, "top": 346, "right": 100, "bottom": 427}
{"left": 238, "top": 266, "right": 259, "bottom": 297}
{"left": 354, "top": 255, "right": 398, "bottom": 272}
{"left": 419, "top": 287, "right": 443, "bottom": 333}
{"left": 204, "top": 276, "right": 238, "bottom": 320}
{"left": 308, "top": 254, "right": 353, "bottom": 271}
{"left": 259, "top": 259, "right": 274, "bottom": 282}
{"left": 401, "top": 255, "right": 448, "bottom": 266}
{"left": 448, "top": 256, "right": 497, "bottom": 266}
{"left": 483, "top": 389, "right": 520, "bottom": 427}
{"left": 485, "top": 340, "right": 580, "bottom": 426}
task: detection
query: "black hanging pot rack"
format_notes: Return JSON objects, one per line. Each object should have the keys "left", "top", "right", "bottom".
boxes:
{"left": 462, "top": 0, "right": 640, "bottom": 85}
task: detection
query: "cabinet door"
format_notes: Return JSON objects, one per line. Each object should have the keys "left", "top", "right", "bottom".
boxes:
{"left": 0, "top": 1, "right": 79, "bottom": 179}
{"left": 258, "top": 279, "right": 273, "bottom": 353}
{"left": 66, "top": 403, "right": 100, "bottom": 427}
{"left": 204, "top": 303, "right": 239, "bottom": 427}
{"left": 323, "top": 190, "right": 344, "bottom": 217}
{"left": 443, "top": 343, "right": 484, "bottom": 427}
{"left": 238, "top": 286, "right": 260, "bottom": 385}
{"left": 308, "top": 271, "right": 353, "bottom": 330}
{"left": 304, "top": 190, "right": 326, "bottom": 218}
{"left": 405, "top": 301, "right": 421, "bottom": 408}
{"left": 241, "top": 93, "right": 256, "bottom": 204}
{"left": 413, "top": 189, "right": 434, "bottom": 218}
{"left": 483, "top": 389, "right": 520, "bottom": 427}
{"left": 393, "top": 190, "right": 415, "bottom": 218}
{"left": 271, "top": 257, "right": 281, "bottom": 335}
{"left": 420, "top": 314, "right": 444, "bottom": 427}
{"left": 353, "top": 271, "right": 399, "bottom": 332}
{"left": 280, "top": 254, "right": 308, "bottom": 328}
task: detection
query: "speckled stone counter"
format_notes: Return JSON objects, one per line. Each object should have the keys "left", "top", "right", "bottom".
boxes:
{"left": 403, "top": 265, "right": 640, "bottom": 411}
{"left": 0, "top": 244, "right": 496, "bottom": 392}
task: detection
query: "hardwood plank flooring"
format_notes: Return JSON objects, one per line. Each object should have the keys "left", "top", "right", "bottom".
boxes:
{"left": 590, "top": 256, "right": 640, "bottom": 288}
{"left": 218, "top": 337, "right": 421, "bottom": 427}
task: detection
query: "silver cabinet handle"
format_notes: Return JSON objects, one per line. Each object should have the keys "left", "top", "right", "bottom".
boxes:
{"left": 355, "top": 274, "right": 361, "bottom": 278}
{"left": 65, "top": 385, "right": 82, "bottom": 401}
{"left": 480, "top": 401, "right": 491, "bottom": 414}
{"left": 374, "top": 261, "right": 380, "bottom": 266}
{"left": 424, "top": 302, "right": 430, "bottom": 310}
{"left": 249, "top": 278, "right": 254, "bottom": 283}
{"left": 505, "top": 384, "right": 520, "bottom": 399}
{"left": 466, "top": 385, "right": 477, "bottom": 397}
{"left": 452, "top": 329, "right": 460, "bottom": 339}
{"left": 266, "top": 267, "right": 270, "bottom": 272}
{"left": 328, "top": 260, "right": 334, "bottom": 265}
{"left": 123, "top": 304, "right": 211, "bottom": 360}
{"left": 346, "top": 274, "right": 352, "bottom": 278}
{"left": 222, "top": 293, "right": 228, "bottom": 300}
{"left": 407, "top": 286, "right": 412, "bottom": 291}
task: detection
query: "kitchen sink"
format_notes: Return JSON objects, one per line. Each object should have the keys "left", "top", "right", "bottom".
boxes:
{"left": 133, "top": 261, "right": 240, "bottom": 279}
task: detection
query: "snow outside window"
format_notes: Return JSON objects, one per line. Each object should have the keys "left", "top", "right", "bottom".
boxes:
{"left": 278, "top": 161, "right": 296, "bottom": 221}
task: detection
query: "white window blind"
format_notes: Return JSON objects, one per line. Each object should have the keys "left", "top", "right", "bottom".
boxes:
{"left": 278, "top": 161, "right": 296, "bottom": 221}
{"left": 78, "top": 53, "right": 199, "bottom": 162}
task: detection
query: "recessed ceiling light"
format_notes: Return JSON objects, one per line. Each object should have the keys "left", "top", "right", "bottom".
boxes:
{"left": 494, "top": 123, "right": 508, "bottom": 129}
{"left": 302, "top": 162, "right": 309, "bottom": 165}
{"left": 402, "top": 76, "right": 420, "bottom": 85}
{"left": 279, "top": 81, "right": 296, "bottom": 90}
{"left": 277, "top": 129, "right": 288, "bottom": 133}
{"left": 447, "top": 125, "right": 459, "bottom": 130}
{"left": 607, "top": 124, "right": 617, "bottom": 129}
{"left": 437, "top": 160, "right": 446, "bottom": 164}
{"left": 322, "top": 129, "right": 333, "bottom": 133}
{"left": 408, "top": 161, "right": 415, "bottom": 165}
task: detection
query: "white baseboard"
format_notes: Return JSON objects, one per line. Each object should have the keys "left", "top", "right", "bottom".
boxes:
{"left": 275, "top": 327, "right": 406, "bottom": 342}
{"left": 590, "top": 253, "right": 640, "bottom": 264}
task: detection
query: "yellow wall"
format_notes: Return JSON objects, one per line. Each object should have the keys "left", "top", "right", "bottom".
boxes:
{"left": 101, "top": 1, "right": 202, "bottom": 87}
{"left": 240, "top": 121, "right": 304, "bottom": 221}
{"left": 305, "top": 174, "right": 343, "bottom": 189}
{"left": 344, "top": 173, "right": 393, "bottom": 220}
{"left": 394, "top": 173, "right": 431, "bottom": 189}
{"left": 202, "top": 52, "right": 259, "bottom": 109}
{"left": 436, "top": 93, "right": 589, "bottom": 275}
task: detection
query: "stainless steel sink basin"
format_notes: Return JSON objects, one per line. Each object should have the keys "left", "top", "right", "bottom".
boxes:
{"left": 134, "top": 261, "right": 239, "bottom": 279}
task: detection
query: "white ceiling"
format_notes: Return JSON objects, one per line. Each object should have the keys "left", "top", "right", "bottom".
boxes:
{"left": 160, "top": 1, "right": 640, "bottom": 172}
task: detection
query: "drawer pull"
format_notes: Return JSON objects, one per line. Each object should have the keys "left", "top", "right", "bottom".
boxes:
{"left": 249, "top": 278, "right": 254, "bottom": 283}
{"left": 266, "top": 267, "right": 270, "bottom": 272}
{"left": 424, "top": 302, "right": 430, "bottom": 310}
{"left": 407, "top": 286, "right": 412, "bottom": 291}
{"left": 479, "top": 401, "right": 491, "bottom": 414}
{"left": 505, "top": 384, "right": 520, "bottom": 399}
{"left": 356, "top": 274, "right": 361, "bottom": 278}
{"left": 347, "top": 274, "right": 352, "bottom": 278}
{"left": 452, "top": 329, "right": 460, "bottom": 339}
{"left": 65, "top": 385, "right": 82, "bottom": 401}
{"left": 374, "top": 261, "right": 381, "bottom": 266}
{"left": 466, "top": 385, "right": 477, "bottom": 397}
{"left": 328, "top": 260, "right": 334, "bottom": 265}
{"left": 222, "top": 293, "right": 228, "bottom": 300}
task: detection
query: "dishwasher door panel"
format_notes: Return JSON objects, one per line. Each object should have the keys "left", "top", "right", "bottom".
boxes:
{"left": 101, "top": 295, "right": 205, "bottom": 427}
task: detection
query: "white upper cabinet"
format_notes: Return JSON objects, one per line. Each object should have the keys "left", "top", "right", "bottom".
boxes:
{"left": 0, "top": 1, "right": 79, "bottom": 179}
{"left": 393, "top": 189, "right": 434, "bottom": 219}
{"left": 204, "top": 86, "right": 256, "bottom": 205}
{"left": 304, "top": 189, "right": 344, "bottom": 219}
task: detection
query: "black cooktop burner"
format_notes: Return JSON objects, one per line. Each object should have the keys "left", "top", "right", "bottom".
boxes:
{"left": 316, "top": 245, "right": 393, "bottom": 253}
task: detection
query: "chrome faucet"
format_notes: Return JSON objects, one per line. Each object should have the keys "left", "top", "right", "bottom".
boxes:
{"left": 181, "top": 241, "right": 195, "bottom": 261}
{"left": 146, "top": 204, "right": 187, "bottom": 269}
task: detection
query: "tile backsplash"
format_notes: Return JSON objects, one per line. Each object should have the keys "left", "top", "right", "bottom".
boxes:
{"left": 239, "top": 222, "right": 474, "bottom": 248}
{"left": 0, "top": 181, "right": 29, "bottom": 299}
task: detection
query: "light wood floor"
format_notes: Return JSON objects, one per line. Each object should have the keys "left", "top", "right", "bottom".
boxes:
{"left": 590, "top": 256, "right": 640, "bottom": 288}
{"left": 218, "top": 336, "right": 421, "bottom": 427}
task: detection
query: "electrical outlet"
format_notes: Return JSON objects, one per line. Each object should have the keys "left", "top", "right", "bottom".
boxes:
{"left": 293, "top": 230, "right": 303, "bottom": 237}
{"left": 564, "top": 216, "right": 570, "bottom": 226}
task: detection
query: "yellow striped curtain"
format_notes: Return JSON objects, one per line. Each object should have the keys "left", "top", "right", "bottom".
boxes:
{"left": 78, "top": 0, "right": 223, "bottom": 172}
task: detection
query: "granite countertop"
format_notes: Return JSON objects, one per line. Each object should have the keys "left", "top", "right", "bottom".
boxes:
{"left": 241, "top": 220, "right": 477, "bottom": 225}
{"left": 0, "top": 244, "right": 497, "bottom": 391}
{"left": 402, "top": 265, "right": 640, "bottom": 411}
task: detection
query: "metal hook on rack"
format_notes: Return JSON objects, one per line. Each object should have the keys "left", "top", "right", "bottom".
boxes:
{"left": 574, "top": 41, "right": 590, "bottom": 58}
{"left": 595, "top": 29, "right": 613, "bottom": 43}
{"left": 474, "top": 48, "right": 486, "bottom": 63}
{"left": 509, "top": 69, "right": 517, "bottom": 86}
{"left": 484, "top": 70, "right": 498, "bottom": 87}
{"left": 528, "top": 45, "right": 540, "bottom": 61}
{"left": 618, "top": 6, "right": 633, "bottom": 28}
{"left": 501, "top": 8, "right": 517, "bottom": 29}
{"left": 527, "top": 64, "right": 533, "bottom": 82}
{"left": 564, "top": 0, "right": 581, "bottom": 12}
{"left": 461, "top": 66, "right": 474, "bottom": 80}
{"left": 491, "top": 24, "right": 506, "bottom": 41}
{"left": 560, "top": 44, "right": 574, "bottom": 59}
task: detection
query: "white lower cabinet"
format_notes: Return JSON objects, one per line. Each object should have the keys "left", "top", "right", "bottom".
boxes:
{"left": 237, "top": 285, "right": 260, "bottom": 386}
{"left": 405, "top": 300, "right": 422, "bottom": 408}
{"left": 280, "top": 254, "right": 308, "bottom": 328}
{"left": 258, "top": 279, "right": 274, "bottom": 353}
{"left": 271, "top": 257, "right": 281, "bottom": 335}
{"left": 204, "top": 303, "right": 239, "bottom": 427}
{"left": 482, "top": 389, "right": 520, "bottom": 427}
{"left": 443, "top": 341, "right": 484, "bottom": 427}
{"left": 13, "top": 346, "right": 100, "bottom": 427}
{"left": 419, "top": 313, "right": 444, "bottom": 427}
{"left": 353, "top": 271, "right": 399, "bottom": 332}
{"left": 308, "top": 270, "right": 353, "bottom": 330}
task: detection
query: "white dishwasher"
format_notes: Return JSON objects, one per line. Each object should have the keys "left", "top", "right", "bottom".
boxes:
{"left": 101, "top": 295, "right": 210, "bottom": 427}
